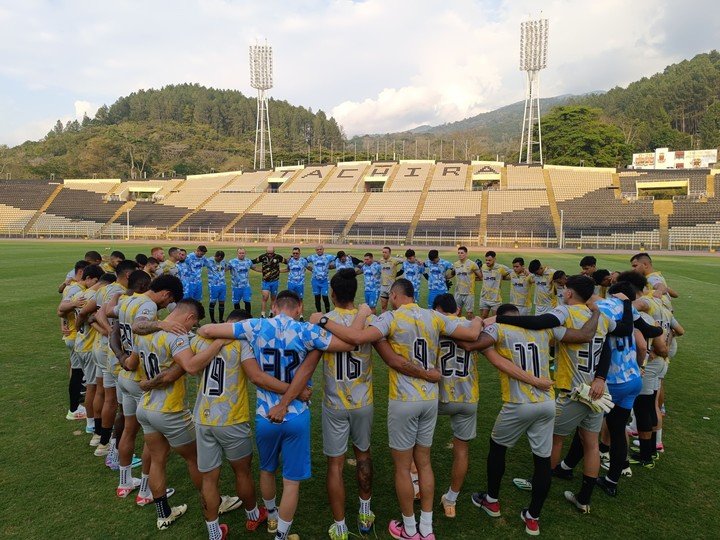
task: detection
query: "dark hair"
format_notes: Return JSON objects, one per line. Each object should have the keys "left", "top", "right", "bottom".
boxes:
{"left": 428, "top": 249, "right": 439, "bottom": 260}
{"left": 364, "top": 252, "right": 373, "bottom": 258}
{"left": 390, "top": 278, "right": 414, "bottom": 298}
{"left": 176, "top": 298, "right": 205, "bottom": 321}
{"left": 528, "top": 259, "right": 541, "bottom": 273}
{"left": 215, "top": 250, "right": 225, "bottom": 259}
{"left": 197, "top": 245, "right": 208, "bottom": 253}
{"left": 117, "top": 259, "right": 139, "bottom": 277}
{"left": 150, "top": 275, "right": 184, "bottom": 302}
{"left": 128, "top": 270, "right": 151, "bottom": 293}
{"left": 405, "top": 249, "right": 415, "bottom": 258}
{"left": 330, "top": 269, "right": 358, "bottom": 305}
{"left": 383, "top": 246, "right": 391, "bottom": 252}
{"left": 336, "top": 250, "right": 346, "bottom": 258}
{"left": 146, "top": 257, "right": 159, "bottom": 265}
{"left": 512, "top": 257, "right": 525, "bottom": 265}
{"left": 592, "top": 269, "right": 610, "bottom": 285}
{"left": 485, "top": 250, "right": 496, "bottom": 258}
{"left": 225, "top": 309, "right": 251, "bottom": 322}
{"left": 75, "top": 259, "right": 91, "bottom": 272}
{"left": 100, "top": 273, "right": 117, "bottom": 284}
{"left": 135, "top": 253, "right": 148, "bottom": 265}
{"left": 82, "top": 265, "right": 104, "bottom": 281}
{"left": 615, "top": 270, "right": 648, "bottom": 293}
{"left": 275, "top": 290, "right": 302, "bottom": 309}
{"left": 496, "top": 303, "right": 520, "bottom": 317}
{"left": 565, "top": 275, "right": 595, "bottom": 302}
{"left": 630, "top": 252, "right": 652, "bottom": 263}
{"left": 84, "top": 250, "right": 102, "bottom": 263}
{"left": 580, "top": 256, "right": 597, "bottom": 267}
{"left": 608, "top": 281, "right": 636, "bottom": 300}
{"left": 168, "top": 247, "right": 179, "bottom": 256}
{"left": 432, "top": 293, "right": 457, "bottom": 313}
{"left": 110, "top": 251, "right": 125, "bottom": 260}
{"left": 457, "top": 246, "right": 467, "bottom": 253}
{"left": 552, "top": 270, "right": 566, "bottom": 281}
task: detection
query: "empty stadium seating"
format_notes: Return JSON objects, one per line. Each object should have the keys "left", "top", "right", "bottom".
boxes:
{"left": 487, "top": 190, "right": 554, "bottom": 237}
{"left": 428, "top": 163, "right": 468, "bottom": 191}
{"left": 289, "top": 192, "right": 364, "bottom": 235}
{"left": 414, "top": 191, "right": 482, "bottom": 239}
{"left": 387, "top": 162, "right": 431, "bottom": 191}
{"left": 233, "top": 192, "right": 312, "bottom": 234}
{"left": 283, "top": 166, "right": 334, "bottom": 192}
{"left": 348, "top": 192, "right": 421, "bottom": 238}
{"left": 549, "top": 167, "right": 614, "bottom": 200}
{"left": 506, "top": 165, "right": 546, "bottom": 189}
{"left": 41, "top": 187, "right": 126, "bottom": 225}
{"left": 619, "top": 168, "right": 708, "bottom": 194}
{"left": 322, "top": 163, "right": 369, "bottom": 192}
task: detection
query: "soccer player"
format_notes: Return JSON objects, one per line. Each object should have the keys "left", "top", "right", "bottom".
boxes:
{"left": 307, "top": 245, "right": 336, "bottom": 313}
{"left": 252, "top": 246, "right": 287, "bottom": 318}
{"left": 59, "top": 250, "right": 101, "bottom": 294}
{"left": 228, "top": 248, "right": 256, "bottom": 315}
{"left": 285, "top": 248, "right": 309, "bottom": 314}
{"left": 200, "top": 290, "right": 353, "bottom": 540}
{"left": 379, "top": 247, "right": 404, "bottom": 312}
{"left": 551, "top": 270, "right": 568, "bottom": 307}
{"left": 477, "top": 250, "right": 510, "bottom": 318}
{"left": 136, "top": 254, "right": 149, "bottom": 268}
{"left": 579, "top": 255, "right": 597, "bottom": 277}
{"left": 424, "top": 249, "right": 453, "bottom": 310}
{"left": 206, "top": 250, "right": 228, "bottom": 323}
{"left": 401, "top": 249, "right": 425, "bottom": 303}
{"left": 357, "top": 253, "right": 382, "bottom": 313}
{"left": 630, "top": 252, "right": 679, "bottom": 311}
{"left": 509, "top": 257, "right": 533, "bottom": 315}
{"left": 158, "top": 247, "right": 181, "bottom": 277}
{"left": 451, "top": 246, "right": 482, "bottom": 319}
{"left": 334, "top": 250, "right": 361, "bottom": 271}
{"left": 528, "top": 259, "right": 555, "bottom": 314}
{"left": 592, "top": 269, "right": 612, "bottom": 299}
{"left": 319, "top": 279, "right": 482, "bottom": 540}
{"left": 102, "top": 250, "right": 126, "bottom": 274}
{"left": 144, "top": 257, "right": 160, "bottom": 276}
{"left": 151, "top": 246, "right": 166, "bottom": 266}
{"left": 184, "top": 245, "right": 209, "bottom": 301}
{"left": 430, "top": 294, "right": 478, "bottom": 519}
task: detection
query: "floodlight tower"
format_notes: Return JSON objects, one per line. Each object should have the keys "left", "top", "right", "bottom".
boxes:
{"left": 250, "top": 41, "right": 274, "bottom": 170}
{"left": 519, "top": 18, "right": 548, "bottom": 164}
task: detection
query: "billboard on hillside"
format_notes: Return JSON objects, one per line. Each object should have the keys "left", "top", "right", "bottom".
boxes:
{"left": 631, "top": 148, "right": 717, "bottom": 169}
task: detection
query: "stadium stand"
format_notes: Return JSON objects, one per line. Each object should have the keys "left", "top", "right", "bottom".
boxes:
{"left": 619, "top": 168, "right": 708, "bottom": 195}
{"left": 289, "top": 192, "right": 365, "bottom": 236}
{"left": 0, "top": 179, "right": 57, "bottom": 231}
{"left": 322, "top": 163, "right": 369, "bottom": 192}
{"left": 428, "top": 162, "right": 469, "bottom": 191}
{"left": 414, "top": 191, "right": 482, "bottom": 240}
{"left": 387, "top": 162, "right": 431, "bottom": 191}
{"left": 159, "top": 174, "right": 237, "bottom": 209}
{"left": 487, "top": 190, "right": 555, "bottom": 237}
{"left": 548, "top": 167, "right": 615, "bottom": 200}
{"left": 283, "top": 165, "right": 334, "bottom": 192}
{"left": 506, "top": 165, "right": 546, "bottom": 189}
{"left": 232, "top": 192, "right": 313, "bottom": 234}
{"left": 347, "top": 191, "right": 421, "bottom": 238}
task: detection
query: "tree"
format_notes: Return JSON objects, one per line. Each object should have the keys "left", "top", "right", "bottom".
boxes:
{"left": 699, "top": 101, "right": 720, "bottom": 149}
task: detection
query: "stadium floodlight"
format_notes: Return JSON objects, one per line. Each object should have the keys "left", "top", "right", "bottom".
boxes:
{"left": 250, "top": 41, "right": 274, "bottom": 170}
{"left": 518, "top": 18, "right": 548, "bottom": 165}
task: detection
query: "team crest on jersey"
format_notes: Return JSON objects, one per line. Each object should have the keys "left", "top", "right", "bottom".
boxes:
{"left": 176, "top": 338, "right": 186, "bottom": 347}
{"left": 141, "top": 309, "right": 151, "bottom": 315}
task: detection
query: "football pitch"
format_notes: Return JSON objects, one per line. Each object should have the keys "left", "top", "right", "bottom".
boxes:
{"left": 1, "top": 241, "right": 718, "bottom": 539}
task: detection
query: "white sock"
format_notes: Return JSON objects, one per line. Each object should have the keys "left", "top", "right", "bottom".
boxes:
{"left": 657, "top": 429, "right": 663, "bottom": 444}
{"left": 108, "top": 440, "right": 118, "bottom": 462}
{"left": 119, "top": 465, "right": 132, "bottom": 486}
{"left": 410, "top": 472, "right": 418, "bottom": 483}
{"left": 359, "top": 497, "right": 371, "bottom": 515}
{"left": 525, "top": 508, "right": 539, "bottom": 519}
{"left": 246, "top": 505, "right": 260, "bottom": 521}
{"left": 485, "top": 493, "right": 498, "bottom": 503}
{"left": 419, "top": 511, "right": 433, "bottom": 537}
{"left": 86, "top": 418, "right": 95, "bottom": 429}
{"left": 402, "top": 514, "right": 417, "bottom": 536}
{"left": 261, "top": 311, "right": 266, "bottom": 317}
{"left": 139, "top": 473, "right": 151, "bottom": 497}
{"left": 263, "top": 497, "right": 277, "bottom": 518}
{"left": 206, "top": 519, "right": 222, "bottom": 540}
{"left": 445, "top": 488, "right": 459, "bottom": 503}
{"left": 560, "top": 460, "right": 572, "bottom": 471}
{"left": 275, "top": 517, "right": 292, "bottom": 539}
{"left": 334, "top": 520, "right": 348, "bottom": 533}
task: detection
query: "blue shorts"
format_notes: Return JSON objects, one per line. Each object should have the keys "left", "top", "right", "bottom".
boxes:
{"left": 428, "top": 289, "right": 445, "bottom": 310}
{"left": 288, "top": 282, "right": 305, "bottom": 299}
{"left": 232, "top": 285, "right": 252, "bottom": 304}
{"left": 365, "top": 290, "right": 380, "bottom": 309}
{"left": 185, "top": 281, "right": 202, "bottom": 301}
{"left": 607, "top": 377, "right": 643, "bottom": 410}
{"left": 210, "top": 284, "right": 226, "bottom": 302}
{"left": 262, "top": 280, "right": 279, "bottom": 297}
{"left": 255, "top": 410, "right": 311, "bottom": 481}
{"left": 311, "top": 277, "right": 329, "bottom": 297}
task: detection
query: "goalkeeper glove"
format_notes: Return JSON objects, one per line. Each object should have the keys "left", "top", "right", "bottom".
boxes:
{"left": 570, "top": 383, "right": 615, "bottom": 414}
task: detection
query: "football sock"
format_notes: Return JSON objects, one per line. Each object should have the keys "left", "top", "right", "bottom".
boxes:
{"left": 359, "top": 497, "right": 371, "bottom": 515}
{"left": 86, "top": 417, "right": 95, "bottom": 430}
{"left": 206, "top": 519, "right": 222, "bottom": 540}
{"left": 322, "top": 295, "right": 330, "bottom": 312}
{"left": 94, "top": 417, "right": 102, "bottom": 434}
{"left": 119, "top": 465, "right": 132, "bottom": 486}
{"left": 335, "top": 520, "right": 348, "bottom": 534}
{"left": 650, "top": 431, "right": 657, "bottom": 450}
{"left": 444, "top": 488, "right": 459, "bottom": 503}
{"left": 606, "top": 404, "right": 631, "bottom": 482}
{"left": 314, "top": 294, "right": 322, "bottom": 312}
{"left": 528, "top": 453, "right": 551, "bottom": 518}
{"left": 263, "top": 497, "right": 277, "bottom": 519}
{"left": 576, "top": 475, "right": 595, "bottom": 505}
{"left": 139, "top": 473, "right": 151, "bottom": 498}
{"left": 639, "top": 437, "right": 654, "bottom": 461}
{"left": 402, "top": 514, "right": 417, "bottom": 536}
{"left": 656, "top": 429, "right": 663, "bottom": 445}
{"left": 261, "top": 311, "right": 266, "bottom": 318}
{"left": 246, "top": 506, "right": 260, "bottom": 521}
{"left": 69, "top": 368, "right": 84, "bottom": 410}
{"left": 244, "top": 301, "right": 251, "bottom": 314}
{"left": 100, "top": 426, "right": 112, "bottom": 445}
{"left": 419, "top": 511, "right": 433, "bottom": 536}
{"left": 209, "top": 302, "right": 216, "bottom": 323}
{"left": 562, "top": 430, "right": 583, "bottom": 469}
{"left": 233, "top": 302, "right": 240, "bottom": 310}
{"left": 218, "top": 302, "right": 225, "bottom": 322}
{"left": 155, "top": 494, "right": 171, "bottom": 519}
{"left": 560, "top": 461, "right": 572, "bottom": 471}
{"left": 275, "top": 517, "right": 292, "bottom": 540}
{"left": 487, "top": 438, "right": 507, "bottom": 499}
{"left": 599, "top": 442, "right": 610, "bottom": 453}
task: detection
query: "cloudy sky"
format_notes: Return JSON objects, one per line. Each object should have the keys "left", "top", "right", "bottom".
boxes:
{"left": 0, "top": 0, "right": 717, "bottom": 146}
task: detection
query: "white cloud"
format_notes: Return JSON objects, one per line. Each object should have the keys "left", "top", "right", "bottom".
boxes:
{"left": 74, "top": 100, "right": 98, "bottom": 120}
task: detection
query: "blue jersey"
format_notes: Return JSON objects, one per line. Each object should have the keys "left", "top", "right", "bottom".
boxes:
{"left": 402, "top": 260, "right": 424, "bottom": 291}
{"left": 287, "top": 257, "right": 309, "bottom": 285}
{"left": 307, "top": 254, "right": 336, "bottom": 281}
{"left": 233, "top": 314, "right": 333, "bottom": 421}
{"left": 176, "top": 260, "right": 189, "bottom": 283}
{"left": 424, "top": 259, "right": 453, "bottom": 291}
{"left": 228, "top": 258, "right": 254, "bottom": 288}
{"left": 205, "top": 259, "right": 227, "bottom": 287}
{"left": 359, "top": 262, "right": 382, "bottom": 292}
{"left": 184, "top": 252, "right": 207, "bottom": 283}
{"left": 334, "top": 257, "right": 355, "bottom": 270}
{"left": 597, "top": 297, "right": 642, "bottom": 384}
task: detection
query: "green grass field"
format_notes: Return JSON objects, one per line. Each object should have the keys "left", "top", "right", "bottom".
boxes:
{"left": 1, "top": 241, "right": 718, "bottom": 539}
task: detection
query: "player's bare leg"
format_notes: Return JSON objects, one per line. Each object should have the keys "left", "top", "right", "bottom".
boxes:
{"left": 201, "top": 466, "right": 222, "bottom": 522}
{"left": 413, "top": 445, "right": 435, "bottom": 537}
{"left": 550, "top": 434, "right": 565, "bottom": 469}
{"left": 481, "top": 308, "right": 490, "bottom": 318}
{"left": 353, "top": 446, "right": 374, "bottom": 532}
{"left": 327, "top": 455, "right": 346, "bottom": 522}
{"left": 173, "top": 441, "right": 203, "bottom": 491}
{"left": 261, "top": 290, "right": 270, "bottom": 316}
{"left": 450, "top": 437, "right": 469, "bottom": 494}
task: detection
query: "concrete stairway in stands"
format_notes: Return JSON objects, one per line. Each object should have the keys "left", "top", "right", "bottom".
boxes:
{"left": 23, "top": 184, "right": 64, "bottom": 233}
{"left": 405, "top": 164, "right": 436, "bottom": 243}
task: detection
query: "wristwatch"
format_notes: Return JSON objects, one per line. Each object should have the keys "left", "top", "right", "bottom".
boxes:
{"left": 318, "top": 316, "right": 329, "bottom": 328}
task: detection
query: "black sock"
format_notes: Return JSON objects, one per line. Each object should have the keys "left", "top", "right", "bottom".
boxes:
{"left": 639, "top": 438, "right": 653, "bottom": 461}
{"left": 209, "top": 302, "right": 216, "bottom": 323}
{"left": 606, "top": 405, "right": 631, "bottom": 482}
{"left": 314, "top": 294, "right": 322, "bottom": 312}
{"left": 100, "top": 425, "right": 112, "bottom": 445}
{"left": 486, "top": 438, "right": 507, "bottom": 499}
{"left": 69, "top": 368, "right": 84, "bottom": 410}
{"left": 94, "top": 417, "right": 102, "bottom": 435}
{"left": 155, "top": 494, "right": 171, "bottom": 519}
{"left": 562, "top": 429, "right": 584, "bottom": 469}
{"left": 218, "top": 302, "right": 225, "bottom": 322}
{"left": 322, "top": 295, "right": 330, "bottom": 312}
{"left": 244, "top": 301, "right": 251, "bottom": 315}
{"left": 650, "top": 431, "right": 657, "bottom": 450}
{"left": 528, "top": 454, "right": 552, "bottom": 518}
{"left": 233, "top": 302, "right": 240, "bottom": 311}
{"left": 576, "top": 475, "right": 596, "bottom": 505}
{"left": 114, "top": 413, "right": 124, "bottom": 443}
{"left": 599, "top": 442, "right": 610, "bottom": 454}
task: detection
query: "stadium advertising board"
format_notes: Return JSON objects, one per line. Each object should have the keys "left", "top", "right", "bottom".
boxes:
{"left": 631, "top": 148, "right": 717, "bottom": 169}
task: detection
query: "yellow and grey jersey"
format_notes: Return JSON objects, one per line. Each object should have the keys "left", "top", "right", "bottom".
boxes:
{"left": 159, "top": 260, "right": 178, "bottom": 277}
{"left": 99, "top": 283, "right": 127, "bottom": 373}
{"left": 553, "top": 284, "right": 566, "bottom": 307}
{"left": 192, "top": 337, "right": 251, "bottom": 426}
{"left": 62, "top": 283, "right": 84, "bottom": 341}
{"left": 100, "top": 262, "right": 116, "bottom": 275}
{"left": 322, "top": 308, "right": 373, "bottom": 410}
{"left": 136, "top": 331, "right": 190, "bottom": 413}
{"left": 116, "top": 293, "right": 157, "bottom": 382}
{"left": 480, "top": 264, "right": 509, "bottom": 302}
{"left": 439, "top": 316, "right": 478, "bottom": 403}
{"left": 550, "top": 304, "right": 615, "bottom": 391}
{"left": 646, "top": 271, "right": 673, "bottom": 311}
{"left": 370, "top": 303, "right": 460, "bottom": 401}
{"left": 509, "top": 272, "right": 533, "bottom": 308}
{"left": 483, "top": 323, "right": 555, "bottom": 403}
{"left": 532, "top": 268, "right": 555, "bottom": 310}
{"left": 453, "top": 260, "right": 480, "bottom": 295}
{"left": 380, "top": 256, "right": 403, "bottom": 287}
{"left": 636, "top": 296, "right": 675, "bottom": 356}
{"left": 73, "top": 289, "right": 99, "bottom": 353}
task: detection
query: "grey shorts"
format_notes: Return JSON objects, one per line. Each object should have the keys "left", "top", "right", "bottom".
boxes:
{"left": 76, "top": 351, "right": 98, "bottom": 383}
{"left": 535, "top": 304, "right": 553, "bottom": 315}
{"left": 137, "top": 407, "right": 195, "bottom": 448}
{"left": 554, "top": 393, "right": 603, "bottom": 436}
{"left": 322, "top": 403, "right": 374, "bottom": 457}
{"left": 512, "top": 305, "right": 531, "bottom": 315}
{"left": 93, "top": 346, "right": 107, "bottom": 375}
{"left": 387, "top": 399, "right": 438, "bottom": 451}
{"left": 491, "top": 400, "right": 555, "bottom": 457}
{"left": 479, "top": 299, "right": 501, "bottom": 311}
{"left": 380, "top": 284, "right": 391, "bottom": 299}
{"left": 438, "top": 401, "right": 477, "bottom": 441}
{"left": 657, "top": 359, "right": 669, "bottom": 381}
{"left": 102, "top": 368, "right": 118, "bottom": 389}
{"left": 69, "top": 348, "right": 82, "bottom": 369}
{"left": 641, "top": 358, "right": 665, "bottom": 395}
{"left": 196, "top": 422, "right": 253, "bottom": 472}
{"left": 454, "top": 293, "right": 474, "bottom": 313}
{"left": 117, "top": 375, "right": 143, "bottom": 416}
